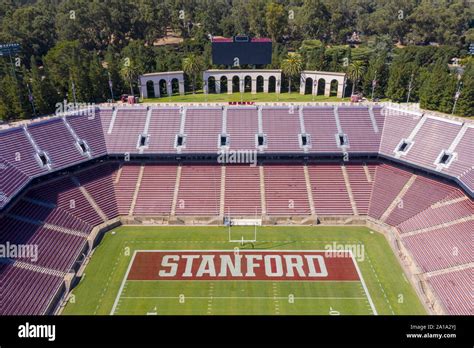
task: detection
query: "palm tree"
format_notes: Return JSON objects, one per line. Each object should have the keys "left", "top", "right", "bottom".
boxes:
{"left": 120, "top": 60, "right": 137, "bottom": 96}
{"left": 281, "top": 53, "right": 303, "bottom": 94}
{"left": 182, "top": 54, "right": 204, "bottom": 94}
{"left": 347, "top": 61, "right": 365, "bottom": 95}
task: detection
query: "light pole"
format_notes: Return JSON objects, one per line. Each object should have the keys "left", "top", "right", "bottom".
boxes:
{"left": 240, "top": 76, "right": 243, "bottom": 103}
{"left": 277, "top": 80, "right": 280, "bottom": 102}
{"left": 107, "top": 71, "right": 114, "bottom": 102}
{"left": 451, "top": 77, "right": 462, "bottom": 115}
{"left": 371, "top": 71, "right": 377, "bottom": 101}
{"left": 406, "top": 73, "right": 414, "bottom": 103}
{"left": 26, "top": 82, "right": 37, "bottom": 117}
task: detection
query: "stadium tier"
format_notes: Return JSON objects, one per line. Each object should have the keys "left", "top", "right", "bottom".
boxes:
{"left": 0, "top": 104, "right": 472, "bottom": 316}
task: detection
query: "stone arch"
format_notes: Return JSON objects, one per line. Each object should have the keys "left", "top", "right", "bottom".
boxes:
{"left": 330, "top": 79, "right": 338, "bottom": 97}
{"left": 146, "top": 80, "right": 155, "bottom": 98}
{"left": 304, "top": 77, "right": 313, "bottom": 95}
{"left": 208, "top": 76, "right": 216, "bottom": 94}
{"left": 220, "top": 76, "right": 228, "bottom": 93}
{"left": 232, "top": 76, "right": 240, "bottom": 93}
{"left": 256, "top": 76, "right": 264, "bottom": 93}
{"left": 244, "top": 76, "right": 252, "bottom": 93}
{"left": 159, "top": 79, "right": 168, "bottom": 96}
{"left": 317, "top": 78, "right": 326, "bottom": 96}
{"left": 268, "top": 76, "right": 276, "bottom": 93}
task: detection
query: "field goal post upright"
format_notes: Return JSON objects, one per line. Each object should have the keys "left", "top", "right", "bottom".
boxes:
{"left": 227, "top": 207, "right": 260, "bottom": 245}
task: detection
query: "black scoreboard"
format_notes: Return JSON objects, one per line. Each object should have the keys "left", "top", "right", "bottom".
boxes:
{"left": 211, "top": 36, "right": 272, "bottom": 66}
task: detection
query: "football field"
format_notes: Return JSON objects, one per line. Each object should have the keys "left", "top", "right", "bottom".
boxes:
{"left": 62, "top": 225, "right": 426, "bottom": 315}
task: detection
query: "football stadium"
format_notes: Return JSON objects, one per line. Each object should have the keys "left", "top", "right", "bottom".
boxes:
{"left": 0, "top": 103, "right": 472, "bottom": 317}
{"left": 0, "top": 4, "right": 473, "bottom": 346}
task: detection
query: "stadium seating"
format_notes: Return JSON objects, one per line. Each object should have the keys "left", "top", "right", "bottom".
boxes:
{"left": 105, "top": 108, "right": 148, "bottom": 153}
{"left": 384, "top": 176, "right": 456, "bottom": 226}
{"left": 427, "top": 268, "right": 473, "bottom": 315}
{"left": 302, "top": 107, "right": 340, "bottom": 152}
{"left": 368, "top": 164, "right": 413, "bottom": 219}
{"left": 67, "top": 112, "right": 108, "bottom": 158}
{"left": 175, "top": 165, "right": 221, "bottom": 215}
{"left": 402, "top": 117, "right": 463, "bottom": 169}
{"left": 264, "top": 165, "right": 310, "bottom": 215}
{"left": 112, "top": 163, "right": 140, "bottom": 215}
{"left": 74, "top": 163, "right": 119, "bottom": 220}
{"left": 27, "top": 119, "right": 87, "bottom": 169}
{"left": 134, "top": 164, "right": 177, "bottom": 215}
{"left": 308, "top": 164, "right": 353, "bottom": 215}
{"left": 226, "top": 107, "right": 258, "bottom": 151}
{"left": 379, "top": 109, "right": 420, "bottom": 156}
{"left": 182, "top": 108, "right": 222, "bottom": 153}
{"left": 224, "top": 165, "right": 261, "bottom": 216}
{"left": 338, "top": 107, "right": 382, "bottom": 152}
{"left": 145, "top": 108, "right": 181, "bottom": 153}
{"left": 262, "top": 107, "right": 301, "bottom": 152}
{"left": 345, "top": 164, "right": 376, "bottom": 215}
{"left": 0, "top": 216, "right": 86, "bottom": 272}
{"left": 27, "top": 176, "right": 103, "bottom": 226}
{"left": 0, "top": 262, "right": 64, "bottom": 315}
{"left": 402, "top": 220, "right": 473, "bottom": 272}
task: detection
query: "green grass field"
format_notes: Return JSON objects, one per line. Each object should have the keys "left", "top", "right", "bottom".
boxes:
{"left": 62, "top": 225, "right": 426, "bottom": 316}
{"left": 143, "top": 91, "right": 352, "bottom": 103}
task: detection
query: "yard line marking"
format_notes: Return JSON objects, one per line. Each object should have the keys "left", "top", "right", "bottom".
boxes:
{"left": 366, "top": 252, "right": 395, "bottom": 315}
{"left": 207, "top": 282, "right": 215, "bottom": 315}
{"left": 93, "top": 241, "right": 124, "bottom": 315}
{"left": 110, "top": 250, "right": 137, "bottom": 315}
{"left": 120, "top": 296, "right": 368, "bottom": 300}
{"left": 272, "top": 282, "right": 280, "bottom": 315}
{"left": 349, "top": 250, "right": 377, "bottom": 315}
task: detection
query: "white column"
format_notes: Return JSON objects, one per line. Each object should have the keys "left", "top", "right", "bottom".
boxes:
{"left": 167, "top": 80, "right": 172, "bottom": 96}
{"left": 140, "top": 83, "right": 147, "bottom": 99}
{"left": 215, "top": 79, "right": 221, "bottom": 94}
{"left": 227, "top": 77, "right": 232, "bottom": 94}
{"left": 324, "top": 81, "right": 331, "bottom": 97}
{"left": 239, "top": 77, "right": 244, "bottom": 93}
{"left": 251, "top": 78, "right": 257, "bottom": 94}
{"left": 337, "top": 80, "right": 344, "bottom": 98}
{"left": 179, "top": 79, "right": 185, "bottom": 95}
{"left": 154, "top": 82, "right": 160, "bottom": 98}
{"left": 300, "top": 77, "right": 305, "bottom": 95}
{"left": 263, "top": 78, "right": 269, "bottom": 93}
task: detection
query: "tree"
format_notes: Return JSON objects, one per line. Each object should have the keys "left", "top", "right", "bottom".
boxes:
{"left": 347, "top": 61, "right": 365, "bottom": 95}
{"left": 281, "top": 53, "right": 303, "bottom": 94}
{"left": 120, "top": 58, "right": 138, "bottom": 96}
{"left": 182, "top": 54, "right": 203, "bottom": 94}
{"left": 296, "top": 0, "right": 330, "bottom": 41}
{"left": 419, "top": 60, "right": 457, "bottom": 113}
{"left": 247, "top": 0, "right": 267, "bottom": 37}
{"left": 265, "top": 2, "right": 287, "bottom": 43}
{"left": 0, "top": 73, "right": 29, "bottom": 120}
{"left": 29, "top": 56, "right": 59, "bottom": 115}
{"left": 1, "top": 3, "right": 56, "bottom": 64}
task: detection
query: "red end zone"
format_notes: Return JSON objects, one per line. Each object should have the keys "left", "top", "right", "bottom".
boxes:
{"left": 127, "top": 250, "right": 360, "bottom": 281}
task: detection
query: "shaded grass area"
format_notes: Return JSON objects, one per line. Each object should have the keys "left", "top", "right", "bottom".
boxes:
{"left": 62, "top": 225, "right": 426, "bottom": 315}
{"left": 143, "top": 91, "right": 350, "bottom": 103}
